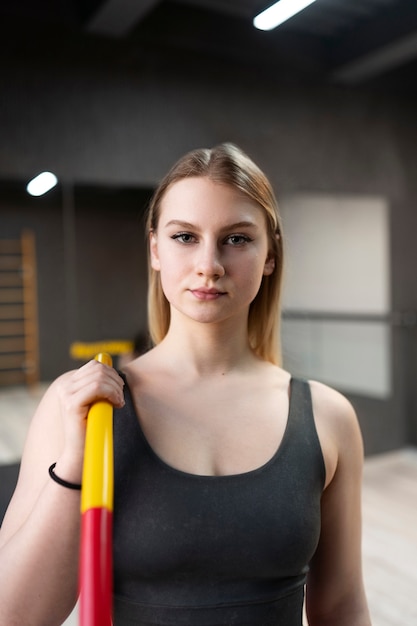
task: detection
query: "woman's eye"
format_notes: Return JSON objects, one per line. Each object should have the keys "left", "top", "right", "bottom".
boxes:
{"left": 226, "top": 234, "right": 252, "bottom": 246}
{"left": 171, "top": 233, "right": 196, "bottom": 244}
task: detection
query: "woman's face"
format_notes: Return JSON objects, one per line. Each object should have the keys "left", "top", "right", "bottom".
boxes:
{"left": 150, "top": 177, "right": 275, "bottom": 327}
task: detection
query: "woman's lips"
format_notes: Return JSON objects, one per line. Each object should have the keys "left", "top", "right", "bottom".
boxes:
{"left": 191, "top": 288, "right": 226, "bottom": 301}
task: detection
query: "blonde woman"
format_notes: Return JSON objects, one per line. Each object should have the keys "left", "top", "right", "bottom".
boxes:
{"left": 0, "top": 144, "right": 371, "bottom": 625}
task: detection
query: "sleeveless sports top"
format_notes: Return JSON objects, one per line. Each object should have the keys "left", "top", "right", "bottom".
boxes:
{"left": 112, "top": 375, "right": 325, "bottom": 626}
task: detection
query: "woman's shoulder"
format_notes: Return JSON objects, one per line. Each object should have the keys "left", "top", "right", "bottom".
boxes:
{"left": 307, "top": 379, "right": 359, "bottom": 432}
{"left": 305, "top": 379, "right": 364, "bottom": 488}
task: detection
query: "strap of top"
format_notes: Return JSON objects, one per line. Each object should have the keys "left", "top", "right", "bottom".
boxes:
{"left": 288, "top": 377, "right": 326, "bottom": 488}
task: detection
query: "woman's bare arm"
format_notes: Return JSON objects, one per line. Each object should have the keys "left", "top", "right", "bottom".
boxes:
{"left": 0, "top": 360, "right": 124, "bottom": 626}
{"left": 306, "top": 381, "right": 371, "bottom": 626}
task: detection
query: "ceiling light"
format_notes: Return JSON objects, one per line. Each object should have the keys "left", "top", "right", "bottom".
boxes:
{"left": 253, "top": 0, "right": 318, "bottom": 31}
{"left": 26, "top": 171, "right": 58, "bottom": 196}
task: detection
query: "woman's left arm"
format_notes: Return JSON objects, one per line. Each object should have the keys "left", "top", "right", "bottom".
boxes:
{"left": 306, "top": 382, "right": 372, "bottom": 626}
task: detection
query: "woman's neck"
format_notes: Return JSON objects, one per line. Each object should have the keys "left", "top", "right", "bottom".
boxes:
{"left": 154, "top": 316, "right": 257, "bottom": 378}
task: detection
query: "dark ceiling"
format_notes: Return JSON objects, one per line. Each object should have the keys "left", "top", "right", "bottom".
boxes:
{"left": 1, "top": 0, "right": 417, "bottom": 92}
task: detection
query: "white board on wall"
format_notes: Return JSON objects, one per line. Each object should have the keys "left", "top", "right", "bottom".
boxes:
{"left": 281, "top": 194, "right": 390, "bottom": 314}
{"left": 280, "top": 194, "right": 391, "bottom": 398}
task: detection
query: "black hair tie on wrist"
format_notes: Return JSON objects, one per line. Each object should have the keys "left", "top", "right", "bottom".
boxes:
{"left": 48, "top": 463, "right": 82, "bottom": 490}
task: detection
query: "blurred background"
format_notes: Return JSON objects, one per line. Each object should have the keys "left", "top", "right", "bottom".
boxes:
{"left": 1, "top": 0, "right": 416, "bottom": 454}
{"left": 0, "top": 1, "right": 416, "bottom": 623}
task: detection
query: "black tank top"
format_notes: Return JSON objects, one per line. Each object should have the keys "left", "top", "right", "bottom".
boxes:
{"left": 112, "top": 375, "right": 325, "bottom": 626}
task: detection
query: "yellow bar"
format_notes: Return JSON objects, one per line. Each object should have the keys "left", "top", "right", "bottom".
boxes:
{"left": 81, "top": 353, "right": 114, "bottom": 513}
{"left": 70, "top": 340, "right": 133, "bottom": 360}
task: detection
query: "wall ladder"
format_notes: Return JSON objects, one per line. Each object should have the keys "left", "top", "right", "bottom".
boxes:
{"left": 0, "top": 231, "right": 39, "bottom": 386}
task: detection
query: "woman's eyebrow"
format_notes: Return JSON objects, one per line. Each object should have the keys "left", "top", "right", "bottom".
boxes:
{"left": 163, "top": 219, "right": 259, "bottom": 230}
{"left": 163, "top": 220, "right": 197, "bottom": 230}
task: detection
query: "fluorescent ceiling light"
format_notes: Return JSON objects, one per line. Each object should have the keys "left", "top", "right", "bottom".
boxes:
{"left": 26, "top": 171, "right": 58, "bottom": 196}
{"left": 254, "top": 0, "right": 317, "bottom": 31}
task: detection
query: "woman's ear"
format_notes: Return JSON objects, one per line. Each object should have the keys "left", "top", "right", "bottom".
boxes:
{"left": 263, "top": 253, "right": 275, "bottom": 276}
{"left": 149, "top": 231, "right": 161, "bottom": 271}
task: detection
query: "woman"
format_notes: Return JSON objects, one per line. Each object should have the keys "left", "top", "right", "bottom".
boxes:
{"left": 0, "top": 143, "right": 371, "bottom": 625}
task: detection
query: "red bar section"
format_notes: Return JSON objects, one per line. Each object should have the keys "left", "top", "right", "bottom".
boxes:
{"left": 79, "top": 507, "right": 113, "bottom": 626}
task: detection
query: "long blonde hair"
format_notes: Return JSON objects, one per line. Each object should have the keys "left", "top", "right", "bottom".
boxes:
{"left": 145, "top": 143, "right": 284, "bottom": 365}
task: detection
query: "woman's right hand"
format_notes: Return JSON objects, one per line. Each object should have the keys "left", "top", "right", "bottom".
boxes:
{"left": 54, "top": 359, "right": 125, "bottom": 462}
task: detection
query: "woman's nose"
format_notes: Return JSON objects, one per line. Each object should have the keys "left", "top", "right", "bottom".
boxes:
{"left": 196, "top": 242, "right": 225, "bottom": 278}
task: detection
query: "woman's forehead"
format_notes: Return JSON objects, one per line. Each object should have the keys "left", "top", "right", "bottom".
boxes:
{"left": 159, "top": 177, "right": 265, "bottom": 225}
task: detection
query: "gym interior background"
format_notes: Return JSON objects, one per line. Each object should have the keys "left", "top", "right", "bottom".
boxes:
{"left": 1, "top": 0, "right": 417, "bottom": 456}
